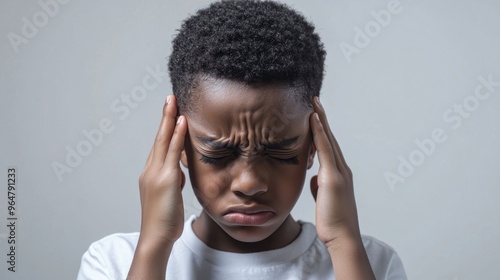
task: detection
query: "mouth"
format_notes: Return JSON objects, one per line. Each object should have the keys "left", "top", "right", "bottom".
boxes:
{"left": 222, "top": 206, "right": 276, "bottom": 225}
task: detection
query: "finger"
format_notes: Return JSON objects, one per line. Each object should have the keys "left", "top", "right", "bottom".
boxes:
{"left": 310, "top": 112, "right": 337, "bottom": 171}
{"left": 144, "top": 96, "right": 173, "bottom": 169}
{"left": 310, "top": 175, "right": 318, "bottom": 201}
{"left": 144, "top": 100, "right": 168, "bottom": 168}
{"left": 312, "top": 96, "right": 349, "bottom": 174}
{"left": 151, "top": 95, "right": 178, "bottom": 168}
{"left": 144, "top": 142, "right": 155, "bottom": 170}
{"left": 329, "top": 128, "right": 352, "bottom": 177}
{"left": 164, "top": 115, "right": 187, "bottom": 168}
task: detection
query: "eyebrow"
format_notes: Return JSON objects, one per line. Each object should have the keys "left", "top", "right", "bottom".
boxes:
{"left": 195, "top": 136, "right": 300, "bottom": 150}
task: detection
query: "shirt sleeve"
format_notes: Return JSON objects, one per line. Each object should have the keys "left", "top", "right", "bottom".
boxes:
{"left": 362, "top": 235, "right": 408, "bottom": 280}
{"left": 385, "top": 251, "right": 408, "bottom": 280}
{"left": 76, "top": 243, "right": 112, "bottom": 280}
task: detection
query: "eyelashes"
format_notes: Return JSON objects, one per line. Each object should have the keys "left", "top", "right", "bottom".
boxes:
{"left": 199, "top": 154, "right": 300, "bottom": 165}
{"left": 199, "top": 156, "right": 226, "bottom": 165}
{"left": 271, "top": 157, "right": 300, "bottom": 165}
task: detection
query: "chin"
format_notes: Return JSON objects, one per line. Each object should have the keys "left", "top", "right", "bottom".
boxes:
{"left": 222, "top": 225, "right": 276, "bottom": 243}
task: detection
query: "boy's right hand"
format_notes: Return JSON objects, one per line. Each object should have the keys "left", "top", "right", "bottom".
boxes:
{"left": 137, "top": 94, "right": 187, "bottom": 245}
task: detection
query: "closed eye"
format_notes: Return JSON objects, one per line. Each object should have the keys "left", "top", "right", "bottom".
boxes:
{"left": 267, "top": 156, "right": 300, "bottom": 165}
{"left": 199, "top": 155, "right": 233, "bottom": 165}
{"left": 264, "top": 148, "right": 300, "bottom": 165}
{"left": 200, "top": 154, "right": 299, "bottom": 165}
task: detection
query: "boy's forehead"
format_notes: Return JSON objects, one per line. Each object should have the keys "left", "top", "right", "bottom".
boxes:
{"left": 191, "top": 77, "right": 304, "bottom": 111}
{"left": 185, "top": 77, "right": 312, "bottom": 144}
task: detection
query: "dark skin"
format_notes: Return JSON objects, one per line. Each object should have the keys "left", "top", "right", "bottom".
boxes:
{"left": 182, "top": 78, "right": 314, "bottom": 252}
{"left": 127, "top": 77, "right": 375, "bottom": 279}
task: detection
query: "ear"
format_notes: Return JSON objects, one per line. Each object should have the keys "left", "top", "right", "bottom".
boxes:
{"left": 306, "top": 142, "right": 316, "bottom": 169}
{"left": 181, "top": 149, "right": 188, "bottom": 168}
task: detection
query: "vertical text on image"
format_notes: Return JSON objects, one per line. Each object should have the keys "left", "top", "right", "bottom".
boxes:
{"left": 6, "top": 167, "right": 18, "bottom": 272}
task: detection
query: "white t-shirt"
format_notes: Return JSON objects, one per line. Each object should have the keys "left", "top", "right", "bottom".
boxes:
{"left": 77, "top": 215, "right": 407, "bottom": 280}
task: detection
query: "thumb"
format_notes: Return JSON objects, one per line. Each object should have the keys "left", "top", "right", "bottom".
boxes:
{"left": 310, "top": 175, "right": 318, "bottom": 201}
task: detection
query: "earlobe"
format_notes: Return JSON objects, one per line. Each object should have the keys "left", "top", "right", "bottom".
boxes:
{"left": 307, "top": 143, "right": 316, "bottom": 169}
{"left": 181, "top": 150, "right": 188, "bottom": 168}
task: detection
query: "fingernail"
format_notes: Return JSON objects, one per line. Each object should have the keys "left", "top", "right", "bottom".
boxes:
{"left": 314, "top": 113, "right": 320, "bottom": 122}
{"left": 176, "top": 116, "right": 183, "bottom": 124}
{"left": 166, "top": 96, "right": 171, "bottom": 105}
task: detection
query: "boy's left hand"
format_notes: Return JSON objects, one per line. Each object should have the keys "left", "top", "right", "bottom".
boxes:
{"left": 309, "top": 96, "right": 362, "bottom": 249}
{"left": 309, "top": 96, "right": 376, "bottom": 279}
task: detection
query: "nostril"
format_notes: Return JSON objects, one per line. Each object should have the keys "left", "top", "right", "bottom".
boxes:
{"left": 230, "top": 164, "right": 269, "bottom": 196}
{"left": 233, "top": 188, "right": 267, "bottom": 197}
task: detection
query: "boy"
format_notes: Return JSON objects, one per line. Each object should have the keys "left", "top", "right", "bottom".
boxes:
{"left": 77, "top": 1, "right": 407, "bottom": 279}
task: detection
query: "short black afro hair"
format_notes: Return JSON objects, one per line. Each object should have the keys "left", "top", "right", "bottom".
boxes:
{"left": 168, "top": 0, "right": 326, "bottom": 113}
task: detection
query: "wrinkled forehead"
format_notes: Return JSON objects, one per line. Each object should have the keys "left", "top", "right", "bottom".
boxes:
{"left": 185, "top": 77, "right": 312, "bottom": 145}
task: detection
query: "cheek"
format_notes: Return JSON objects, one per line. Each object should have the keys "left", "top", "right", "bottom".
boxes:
{"left": 277, "top": 147, "right": 311, "bottom": 194}
{"left": 280, "top": 165, "right": 307, "bottom": 192}
{"left": 184, "top": 141, "right": 225, "bottom": 196}
{"left": 185, "top": 149, "right": 230, "bottom": 202}
{"left": 269, "top": 169, "right": 306, "bottom": 212}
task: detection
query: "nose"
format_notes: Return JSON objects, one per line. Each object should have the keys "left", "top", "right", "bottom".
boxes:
{"left": 230, "top": 160, "right": 269, "bottom": 197}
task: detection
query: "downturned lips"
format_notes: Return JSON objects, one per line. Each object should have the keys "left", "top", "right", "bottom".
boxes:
{"left": 223, "top": 206, "right": 276, "bottom": 225}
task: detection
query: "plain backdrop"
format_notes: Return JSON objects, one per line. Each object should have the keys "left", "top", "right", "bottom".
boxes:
{"left": 1, "top": 0, "right": 499, "bottom": 279}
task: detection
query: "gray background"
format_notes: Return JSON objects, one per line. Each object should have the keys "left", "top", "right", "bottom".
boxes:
{"left": 1, "top": 0, "right": 499, "bottom": 279}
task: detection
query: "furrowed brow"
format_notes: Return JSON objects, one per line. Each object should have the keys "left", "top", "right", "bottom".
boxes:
{"left": 195, "top": 136, "right": 300, "bottom": 150}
